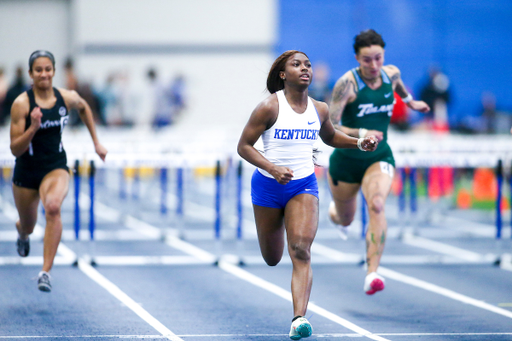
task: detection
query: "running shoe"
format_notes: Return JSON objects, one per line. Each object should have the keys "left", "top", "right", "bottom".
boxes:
{"left": 364, "top": 272, "right": 385, "bottom": 295}
{"left": 328, "top": 201, "right": 348, "bottom": 240}
{"left": 16, "top": 236, "right": 30, "bottom": 257}
{"left": 37, "top": 271, "right": 52, "bottom": 292}
{"left": 289, "top": 316, "right": 312, "bottom": 340}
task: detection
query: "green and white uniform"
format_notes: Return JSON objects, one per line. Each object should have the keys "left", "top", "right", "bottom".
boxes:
{"left": 329, "top": 68, "right": 395, "bottom": 184}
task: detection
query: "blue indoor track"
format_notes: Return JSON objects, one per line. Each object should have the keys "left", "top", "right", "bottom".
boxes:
{"left": 1, "top": 166, "right": 512, "bottom": 341}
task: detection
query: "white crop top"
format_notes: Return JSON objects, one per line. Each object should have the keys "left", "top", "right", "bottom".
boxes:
{"left": 258, "top": 90, "right": 321, "bottom": 179}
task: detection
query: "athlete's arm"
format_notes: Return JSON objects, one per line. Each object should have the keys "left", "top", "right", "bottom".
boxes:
{"left": 329, "top": 72, "right": 383, "bottom": 141}
{"left": 386, "top": 65, "right": 430, "bottom": 113}
{"left": 237, "top": 95, "right": 294, "bottom": 184}
{"left": 329, "top": 73, "right": 357, "bottom": 135}
{"left": 316, "top": 100, "right": 377, "bottom": 151}
{"left": 9, "top": 94, "right": 42, "bottom": 158}
{"left": 60, "top": 89, "right": 107, "bottom": 161}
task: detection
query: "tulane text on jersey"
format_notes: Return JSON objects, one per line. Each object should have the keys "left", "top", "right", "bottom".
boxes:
{"left": 356, "top": 103, "right": 394, "bottom": 117}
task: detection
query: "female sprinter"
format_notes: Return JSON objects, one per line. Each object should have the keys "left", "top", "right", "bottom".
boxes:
{"left": 328, "top": 29, "right": 430, "bottom": 295}
{"left": 10, "top": 50, "right": 107, "bottom": 292}
{"left": 237, "top": 50, "right": 378, "bottom": 340}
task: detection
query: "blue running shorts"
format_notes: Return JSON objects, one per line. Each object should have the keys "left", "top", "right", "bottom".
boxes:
{"left": 251, "top": 169, "right": 319, "bottom": 209}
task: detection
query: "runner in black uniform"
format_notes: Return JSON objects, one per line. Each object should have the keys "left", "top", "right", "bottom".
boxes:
{"left": 10, "top": 51, "right": 107, "bottom": 292}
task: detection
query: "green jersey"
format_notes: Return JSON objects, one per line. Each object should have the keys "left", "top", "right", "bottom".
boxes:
{"left": 338, "top": 68, "right": 394, "bottom": 159}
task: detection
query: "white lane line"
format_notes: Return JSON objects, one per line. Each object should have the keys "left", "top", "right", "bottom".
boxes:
{"left": 2, "top": 332, "right": 512, "bottom": 339}
{"left": 312, "top": 241, "right": 512, "bottom": 320}
{"left": 219, "top": 261, "right": 390, "bottom": 341}
{"left": 0, "top": 197, "right": 183, "bottom": 341}
{"left": 499, "top": 253, "right": 512, "bottom": 272}
{"left": 401, "top": 233, "right": 490, "bottom": 262}
{"left": 88, "top": 197, "right": 390, "bottom": 340}
{"left": 92, "top": 255, "right": 210, "bottom": 266}
{"left": 77, "top": 259, "right": 183, "bottom": 341}
{"left": 311, "top": 243, "right": 363, "bottom": 262}
{"left": 55, "top": 242, "right": 184, "bottom": 339}
{"left": 378, "top": 266, "right": 512, "bottom": 319}
{"left": 0, "top": 256, "right": 75, "bottom": 266}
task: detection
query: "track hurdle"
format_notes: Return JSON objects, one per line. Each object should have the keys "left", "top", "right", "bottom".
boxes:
{"left": 496, "top": 159, "right": 503, "bottom": 239}
{"left": 159, "top": 167, "right": 168, "bottom": 215}
{"left": 236, "top": 160, "right": 245, "bottom": 266}
{"left": 73, "top": 160, "right": 80, "bottom": 240}
{"left": 215, "top": 160, "right": 222, "bottom": 241}
{"left": 89, "top": 161, "right": 95, "bottom": 241}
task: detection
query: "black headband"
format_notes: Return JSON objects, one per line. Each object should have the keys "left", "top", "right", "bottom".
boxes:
{"left": 29, "top": 50, "right": 55, "bottom": 70}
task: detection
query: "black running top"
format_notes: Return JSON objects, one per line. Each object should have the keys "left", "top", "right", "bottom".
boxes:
{"left": 16, "top": 87, "right": 69, "bottom": 168}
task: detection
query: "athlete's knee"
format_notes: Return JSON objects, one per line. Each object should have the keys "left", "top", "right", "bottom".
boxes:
{"left": 368, "top": 194, "right": 385, "bottom": 214}
{"left": 329, "top": 202, "right": 354, "bottom": 226}
{"left": 289, "top": 241, "right": 311, "bottom": 262}
{"left": 338, "top": 213, "right": 354, "bottom": 226}
{"left": 44, "top": 200, "right": 61, "bottom": 217}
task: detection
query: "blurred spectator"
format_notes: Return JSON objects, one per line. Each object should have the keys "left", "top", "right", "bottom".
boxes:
{"left": 0, "top": 67, "right": 8, "bottom": 125}
{"left": 309, "top": 61, "right": 333, "bottom": 103}
{"left": 169, "top": 74, "right": 186, "bottom": 123}
{"left": 2, "top": 65, "right": 28, "bottom": 125}
{"left": 419, "top": 66, "right": 451, "bottom": 131}
{"left": 481, "top": 91, "right": 497, "bottom": 134}
{"left": 148, "top": 68, "right": 173, "bottom": 128}
{"left": 97, "top": 73, "right": 121, "bottom": 126}
{"left": 65, "top": 57, "right": 104, "bottom": 126}
{"left": 64, "top": 58, "right": 82, "bottom": 127}
{"left": 80, "top": 82, "right": 104, "bottom": 125}
{"left": 118, "top": 70, "right": 141, "bottom": 127}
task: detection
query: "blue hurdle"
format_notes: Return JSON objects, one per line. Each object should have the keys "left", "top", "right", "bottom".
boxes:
{"left": 496, "top": 159, "right": 503, "bottom": 239}
{"left": 73, "top": 160, "right": 80, "bottom": 240}
{"left": 89, "top": 161, "right": 95, "bottom": 241}
{"left": 160, "top": 168, "right": 168, "bottom": 215}
{"left": 215, "top": 160, "right": 221, "bottom": 240}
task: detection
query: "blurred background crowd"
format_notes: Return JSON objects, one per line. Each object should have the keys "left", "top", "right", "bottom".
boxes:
{"left": 0, "top": 60, "right": 186, "bottom": 129}
{"left": 0, "top": 0, "right": 510, "bottom": 135}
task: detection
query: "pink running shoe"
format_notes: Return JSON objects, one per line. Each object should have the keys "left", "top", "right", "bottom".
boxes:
{"left": 364, "top": 272, "right": 385, "bottom": 295}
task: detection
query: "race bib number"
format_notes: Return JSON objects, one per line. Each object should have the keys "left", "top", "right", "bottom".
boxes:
{"left": 379, "top": 161, "right": 394, "bottom": 178}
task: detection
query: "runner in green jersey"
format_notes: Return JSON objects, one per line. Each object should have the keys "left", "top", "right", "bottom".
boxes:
{"left": 328, "top": 30, "right": 430, "bottom": 295}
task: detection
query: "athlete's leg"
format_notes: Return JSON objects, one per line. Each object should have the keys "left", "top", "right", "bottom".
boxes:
{"left": 12, "top": 185, "right": 40, "bottom": 239}
{"left": 284, "top": 194, "right": 318, "bottom": 317}
{"left": 327, "top": 173, "right": 360, "bottom": 226}
{"left": 253, "top": 205, "right": 285, "bottom": 266}
{"left": 38, "top": 169, "right": 70, "bottom": 272}
{"left": 361, "top": 162, "right": 393, "bottom": 274}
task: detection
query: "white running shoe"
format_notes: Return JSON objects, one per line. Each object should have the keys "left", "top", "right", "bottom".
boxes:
{"left": 289, "top": 316, "right": 313, "bottom": 340}
{"left": 37, "top": 271, "right": 52, "bottom": 292}
{"left": 364, "top": 272, "right": 385, "bottom": 295}
{"left": 328, "top": 201, "right": 348, "bottom": 240}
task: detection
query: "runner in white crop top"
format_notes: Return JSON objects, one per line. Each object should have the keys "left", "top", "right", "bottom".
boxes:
{"left": 237, "top": 50, "right": 378, "bottom": 339}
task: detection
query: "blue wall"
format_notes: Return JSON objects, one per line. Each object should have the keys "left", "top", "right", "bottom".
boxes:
{"left": 277, "top": 0, "right": 512, "bottom": 127}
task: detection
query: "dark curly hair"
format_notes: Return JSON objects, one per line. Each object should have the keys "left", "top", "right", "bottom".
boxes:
{"left": 353, "top": 29, "right": 385, "bottom": 54}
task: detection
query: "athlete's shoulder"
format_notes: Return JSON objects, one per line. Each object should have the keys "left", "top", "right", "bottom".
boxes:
{"left": 11, "top": 92, "right": 30, "bottom": 113}
{"left": 336, "top": 69, "right": 356, "bottom": 83}
{"left": 331, "top": 70, "right": 358, "bottom": 103}
{"left": 256, "top": 93, "right": 279, "bottom": 114}
{"left": 383, "top": 65, "right": 400, "bottom": 78}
